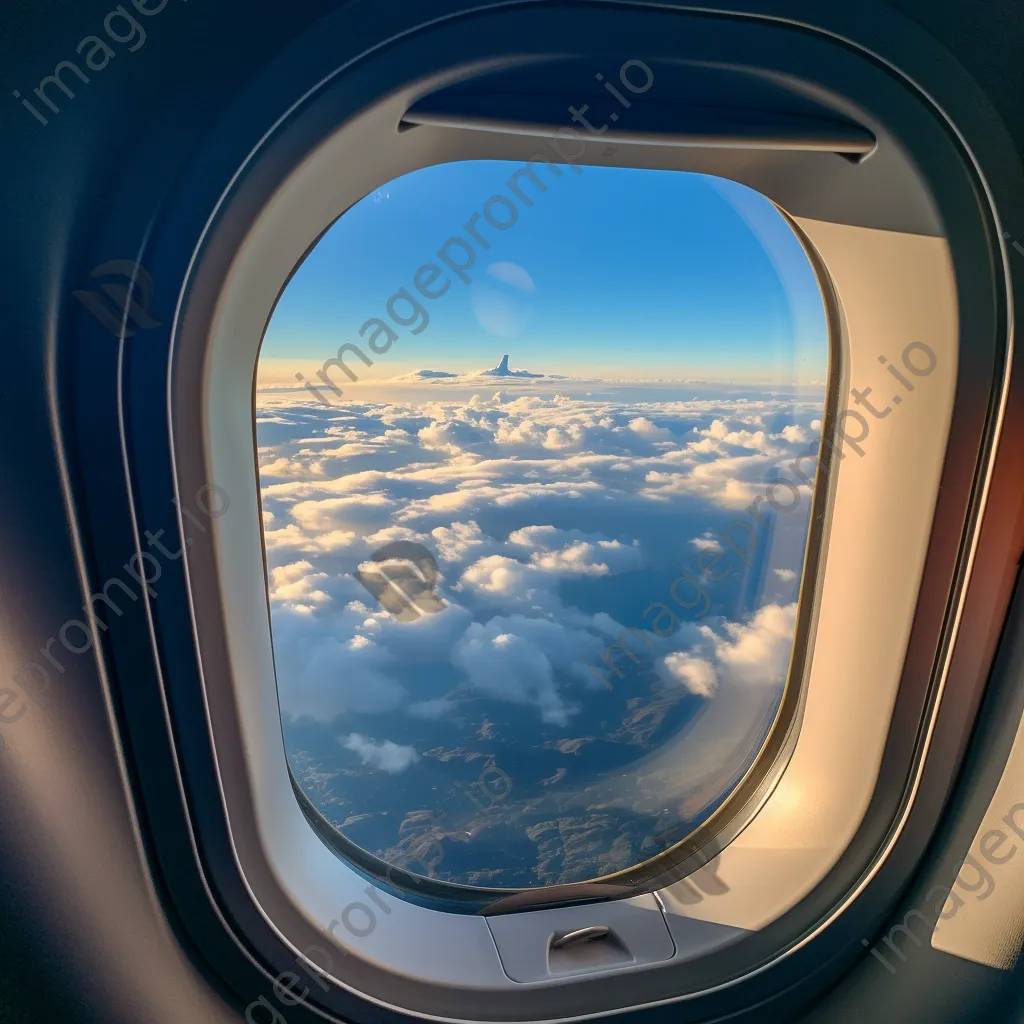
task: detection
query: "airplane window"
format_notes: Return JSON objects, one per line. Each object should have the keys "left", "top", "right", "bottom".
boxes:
{"left": 256, "top": 160, "right": 830, "bottom": 896}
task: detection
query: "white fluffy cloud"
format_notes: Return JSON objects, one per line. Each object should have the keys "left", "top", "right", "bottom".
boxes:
{"left": 657, "top": 601, "right": 798, "bottom": 697}
{"left": 273, "top": 619, "right": 408, "bottom": 722}
{"left": 628, "top": 416, "right": 673, "bottom": 441}
{"left": 714, "top": 601, "right": 798, "bottom": 687}
{"left": 269, "top": 560, "right": 331, "bottom": 612}
{"left": 688, "top": 532, "right": 723, "bottom": 553}
{"left": 453, "top": 624, "right": 578, "bottom": 726}
{"left": 508, "top": 525, "right": 643, "bottom": 575}
{"left": 661, "top": 651, "right": 718, "bottom": 697}
{"left": 431, "top": 520, "right": 499, "bottom": 563}
{"left": 457, "top": 555, "right": 563, "bottom": 612}
{"left": 291, "top": 493, "right": 395, "bottom": 532}
{"left": 341, "top": 733, "right": 420, "bottom": 773}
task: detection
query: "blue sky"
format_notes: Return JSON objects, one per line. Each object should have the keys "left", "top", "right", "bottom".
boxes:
{"left": 260, "top": 161, "right": 828, "bottom": 384}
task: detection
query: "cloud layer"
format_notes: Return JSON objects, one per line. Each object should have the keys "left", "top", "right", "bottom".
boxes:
{"left": 257, "top": 381, "right": 823, "bottom": 885}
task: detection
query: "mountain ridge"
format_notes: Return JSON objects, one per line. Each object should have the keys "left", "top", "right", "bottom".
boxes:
{"left": 388, "top": 354, "right": 567, "bottom": 384}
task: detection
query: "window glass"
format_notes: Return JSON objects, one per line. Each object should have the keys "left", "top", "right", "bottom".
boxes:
{"left": 257, "top": 161, "right": 828, "bottom": 890}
